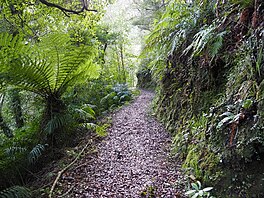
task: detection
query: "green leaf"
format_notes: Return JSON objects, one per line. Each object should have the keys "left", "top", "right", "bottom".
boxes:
{"left": 0, "top": 186, "right": 31, "bottom": 198}
{"left": 203, "top": 187, "right": 213, "bottom": 192}
{"left": 185, "top": 190, "right": 196, "bottom": 195}
{"left": 191, "top": 193, "right": 199, "bottom": 198}
{"left": 197, "top": 181, "right": 202, "bottom": 189}
{"left": 198, "top": 190, "right": 204, "bottom": 196}
{"left": 191, "top": 183, "right": 199, "bottom": 191}
{"left": 242, "top": 99, "right": 253, "bottom": 109}
{"left": 28, "top": 144, "right": 46, "bottom": 164}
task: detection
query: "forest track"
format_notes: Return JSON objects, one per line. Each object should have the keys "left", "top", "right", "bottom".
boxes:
{"left": 52, "top": 90, "right": 185, "bottom": 197}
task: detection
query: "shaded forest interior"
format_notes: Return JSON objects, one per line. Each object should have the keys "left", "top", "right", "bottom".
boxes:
{"left": 0, "top": 0, "right": 264, "bottom": 197}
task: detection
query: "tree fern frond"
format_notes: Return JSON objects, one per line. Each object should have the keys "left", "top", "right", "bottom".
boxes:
{"left": 0, "top": 186, "right": 31, "bottom": 198}
{"left": 1, "top": 32, "right": 99, "bottom": 97}
{"left": 28, "top": 144, "right": 46, "bottom": 164}
{"left": 44, "top": 114, "right": 70, "bottom": 135}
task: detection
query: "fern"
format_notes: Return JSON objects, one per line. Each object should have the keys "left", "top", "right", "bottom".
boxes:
{"left": 0, "top": 32, "right": 100, "bottom": 97}
{"left": 183, "top": 24, "right": 215, "bottom": 56}
{"left": 44, "top": 114, "right": 70, "bottom": 135}
{"left": 142, "top": 1, "right": 198, "bottom": 81}
{"left": 209, "top": 31, "right": 226, "bottom": 59}
{"left": 28, "top": 144, "right": 46, "bottom": 164}
{"left": 0, "top": 186, "right": 31, "bottom": 198}
{"left": 5, "top": 146, "right": 27, "bottom": 158}
{"left": 183, "top": 24, "right": 226, "bottom": 59}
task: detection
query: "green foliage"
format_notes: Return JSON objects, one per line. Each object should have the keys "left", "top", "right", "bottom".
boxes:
{"left": 74, "top": 104, "right": 96, "bottom": 120}
{"left": 142, "top": 1, "right": 198, "bottom": 81}
{"left": 145, "top": 0, "right": 263, "bottom": 196}
{"left": 0, "top": 186, "right": 31, "bottom": 198}
{"left": 0, "top": 33, "right": 99, "bottom": 97}
{"left": 44, "top": 114, "right": 71, "bottom": 135}
{"left": 28, "top": 144, "right": 46, "bottom": 165}
{"left": 0, "top": 0, "right": 140, "bottom": 194}
{"left": 84, "top": 123, "right": 108, "bottom": 137}
{"left": 184, "top": 24, "right": 226, "bottom": 59}
{"left": 100, "top": 84, "right": 132, "bottom": 111}
{"left": 185, "top": 181, "right": 214, "bottom": 198}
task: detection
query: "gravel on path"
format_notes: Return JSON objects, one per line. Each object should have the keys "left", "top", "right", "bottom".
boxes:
{"left": 57, "top": 90, "right": 185, "bottom": 197}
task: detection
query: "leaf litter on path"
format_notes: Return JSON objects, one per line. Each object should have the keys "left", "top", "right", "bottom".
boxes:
{"left": 49, "top": 90, "right": 186, "bottom": 197}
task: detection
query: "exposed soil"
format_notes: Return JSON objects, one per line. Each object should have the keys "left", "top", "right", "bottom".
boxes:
{"left": 41, "top": 90, "right": 185, "bottom": 197}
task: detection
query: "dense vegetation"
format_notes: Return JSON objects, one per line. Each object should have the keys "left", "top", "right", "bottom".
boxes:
{"left": 138, "top": 0, "right": 264, "bottom": 197}
{"left": 0, "top": 0, "right": 138, "bottom": 197}
{"left": 0, "top": 0, "right": 263, "bottom": 197}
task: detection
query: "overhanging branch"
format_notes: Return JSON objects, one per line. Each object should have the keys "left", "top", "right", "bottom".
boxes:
{"left": 39, "top": 0, "right": 97, "bottom": 16}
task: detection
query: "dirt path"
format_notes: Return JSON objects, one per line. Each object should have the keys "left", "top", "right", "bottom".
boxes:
{"left": 55, "top": 90, "right": 184, "bottom": 197}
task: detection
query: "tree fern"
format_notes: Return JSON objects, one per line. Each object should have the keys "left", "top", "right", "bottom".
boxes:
{"left": 4, "top": 33, "right": 99, "bottom": 97}
{"left": 0, "top": 186, "right": 31, "bottom": 198}
{"left": 0, "top": 32, "right": 100, "bottom": 142}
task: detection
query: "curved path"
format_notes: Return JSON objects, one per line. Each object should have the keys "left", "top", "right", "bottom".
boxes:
{"left": 57, "top": 90, "right": 184, "bottom": 197}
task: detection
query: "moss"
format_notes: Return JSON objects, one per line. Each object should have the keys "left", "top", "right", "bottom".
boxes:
{"left": 183, "top": 146, "right": 203, "bottom": 178}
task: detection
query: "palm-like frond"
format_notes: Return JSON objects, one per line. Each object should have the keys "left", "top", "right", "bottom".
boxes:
{"left": 1, "top": 33, "right": 99, "bottom": 97}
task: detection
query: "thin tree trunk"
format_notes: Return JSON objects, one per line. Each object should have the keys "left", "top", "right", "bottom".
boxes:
{"left": 0, "top": 94, "right": 13, "bottom": 138}
{"left": 9, "top": 89, "right": 24, "bottom": 128}
{"left": 102, "top": 43, "right": 108, "bottom": 64}
{"left": 120, "top": 44, "right": 126, "bottom": 83}
{"left": 115, "top": 45, "right": 122, "bottom": 83}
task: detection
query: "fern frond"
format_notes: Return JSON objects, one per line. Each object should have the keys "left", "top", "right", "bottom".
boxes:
{"left": 44, "top": 114, "right": 70, "bottom": 135}
{"left": 5, "top": 146, "right": 27, "bottom": 157}
{"left": 209, "top": 31, "right": 226, "bottom": 59}
{"left": 183, "top": 24, "right": 226, "bottom": 59}
{"left": 0, "top": 186, "right": 31, "bottom": 198}
{"left": 0, "top": 32, "right": 99, "bottom": 98}
{"left": 183, "top": 25, "right": 215, "bottom": 57}
{"left": 28, "top": 144, "right": 46, "bottom": 164}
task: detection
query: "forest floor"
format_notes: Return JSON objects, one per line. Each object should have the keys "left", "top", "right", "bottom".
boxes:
{"left": 35, "top": 90, "right": 186, "bottom": 197}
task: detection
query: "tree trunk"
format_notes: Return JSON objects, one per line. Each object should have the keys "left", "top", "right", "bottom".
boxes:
{"left": 0, "top": 94, "right": 13, "bottom": 138}
{"left": 115, "top": 45, "right": 122, "bottom": 83}
{"left": 9, "top": 89, "right": 24, "bottom": 128}
{"left": 120, "top": 44, "right": 126, "bottom": 84}
{"left": 41, "top": 94, "right": 66, "bottom": 147}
